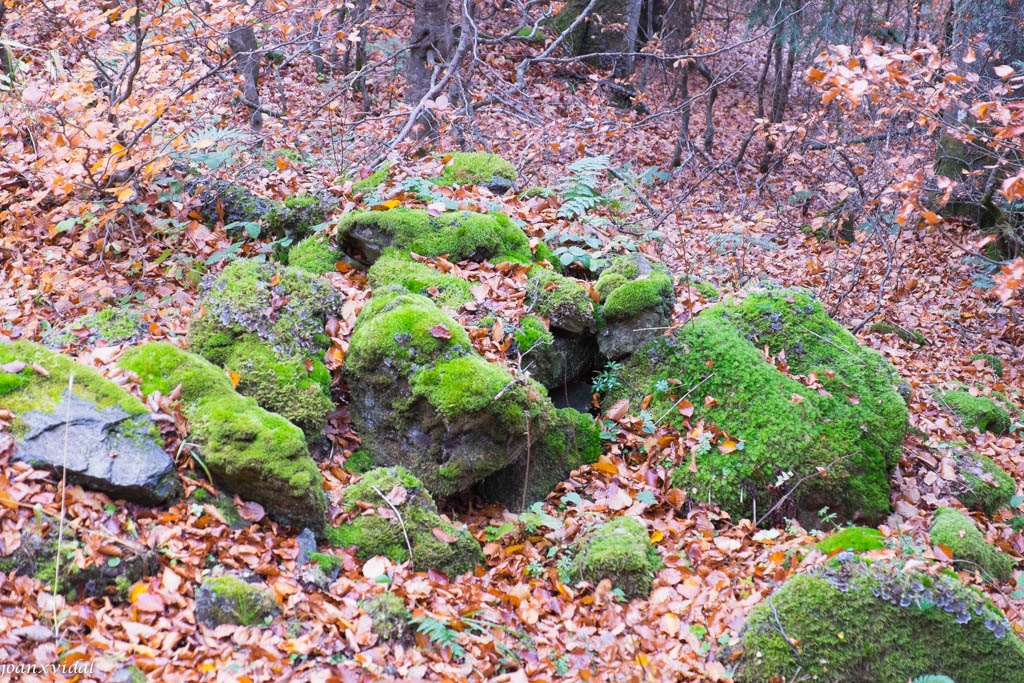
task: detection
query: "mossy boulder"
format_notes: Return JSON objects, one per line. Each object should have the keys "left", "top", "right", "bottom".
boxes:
{"left": 526, "top": 266, "right": 597, "bottom": 336}
{"left": 954, "top": 453, "right": 1016, "bottom": 515}
{"left": 595, "top": 254, "right": 675, "bottom": 361}
{"left": 0, "top": 512, "right": 158, "bottom": 601}
{"left": 929, "top": 507, "right": 1014, "bottom": 581}
{"left": 368, "top": 249, "right": 472, "bottom": 309}
{"left": 362, "top": 592, "right": 412, "bottom": 641}
{"left": 195, "top": 574, "right": 280, "bottom": 627}
{"left": 1, "top": 341, "right": 180, "bottom": 505}
{"left": 608, "top": 289, "right": 908, "bottom": 527}
{"left": 336, "top": 208, "right": 533, "bottom": 264}
{"left": 434, "top": 152, "right": 517, "bottom": 195}
{"left": 287, "top": 234, "right": 342, "bottom": 275}
{"left": 326, "top": 467, "right": 480, "bottom": 576}
{"left": 188, "top": 259, "right": 337, "bottom": 438}
{"left": 815, "top": 526, "right": 886, "bottom": 554}
{"left": 345, "top": 288, "right": 599, "bottom": 506}
{"left": 734, "top": 555, "right": 1024, "bottom": 682}
{"left": 43, "top": 307, "right": 142, "bottom": 348}
{"left": 940, "top": 389, "right": 1013, "bottom": 434}
{"left": 188, "top": 178, "right": 274, "bottom": 229}
{"left": 870, "top": 320, "right": 928, "bottom": 345}
{"left": 264, "top": 193, "right": 333, "bottom": 242}
{"left": 119, "top": 343, "right": 327, "bottom": 532}
{"left": 575, "top": 516, "right": 660, "bottom": 599}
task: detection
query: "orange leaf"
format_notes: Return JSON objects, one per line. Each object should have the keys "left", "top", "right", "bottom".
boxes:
{"left": 605, "top": 398, "right": 629, "bottom": 421}
{"left": 431, "top": 527, "right": 458, "bottom": 543}
{"left": 228, "top": 370, "right": 240, "bottom": 389}
{"left": 270, "top": 273, "right": 281, "bottom": 286}
{"left": 650, "top": 529, "right": 664, "bottom": 543}
{"left": 718, "top": 439, "right": 738, "bottom": 454}
{"left": 592, "top": 457, "right": 619, "bottom": 476}
{"left": 678, "top": 399, "right": 694, "bottom": 417}
{"left": 429, "top": 324, "right": 452, "bottom": 340}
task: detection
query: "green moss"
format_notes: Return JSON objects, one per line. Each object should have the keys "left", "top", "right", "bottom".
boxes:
{"left": 307, "top": 551, "right": 341, "bottom": 573}
{"left": 288, "top": 234, "right": 341, "bottom": 275}
{"left": 434, "top": 152, "right": 516, "bottom": 188}
{"left": 514, "top": 315, "right": 554, "bottom": 353}
{"left": 346, "top": 291, "right": 471, "bottom": 381}
{"left": 344, "top": 448, "right": 376, "bottom": 474}
{"left": 352, "top": 162, "right": 391, "bottom": 193}
{"left": 264, "top": 193, "right": 329, "bottom": 240}
{"left": 515, "top": 26, "right": 546, "bottom": 42}
{"left": 368, "top": 250, "right": 472, "bottom": 308}
{"left": 577, "top": 517, "right": 660, "bottom": 599}
{"left": 362, "top": 592, "right": 411, "bottom": 641}
{"left": 870, "top": 321, "right": 928, "bottom": 345}
{"left": 411, "top": 355, "right": 526, "bottom": 424}
{"left": 336, "top": 209, "right": 533, "bottom": 264}
{"left": 0, "top": 341, "right": 148, "bottom": 436}
{"left": 956, "top": 453, "right": 1015, "bottom": 515}
{"left": 940, "top": 390, "right": 1012, "bottom": 433}
{"left": 609, "top": 290, "right": 907, "bottom": 525}
{"left": 327, "top": 467, "right": 481, "bottom": 575}
{"left": 531, "top": 239, "right": 558, "bottom": 267}
{"left": 930, "top": 507, "right": 1013, "bottom": 581}
{"left": 736, "top": 555, "right": 1024, "bottom": 682}
{"left": 119, "top": 342, "right": 232, "bottom": 406}
{"left": 597, "top": 257, "right": 674, "bottom": 320}
{"left": 816, "top": 527, "right": 886, "bottom": 554}
{"left": 220, "top": 335, "right": 333, "bottom": 437}
{"left": 189, "top": 258, "right": 338, "bottom": 360}
{"left": 680, "top": 277, "right": 720, "bottom": 299}
{"left": 188, "top": 487, "right": 249, "bottom": 529}
{"left": 526, "top": 266, "right": 596, "bottom": 333}
{"left": 200, "top": 575, "right": 280, "bottom": 626}
{"left": 971, "top": 353, "right": 1004, "bottom": 378}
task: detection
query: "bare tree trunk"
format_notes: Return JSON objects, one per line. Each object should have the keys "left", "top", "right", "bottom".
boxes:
{"left": 613, "top": 0, "right": 644, "bottom": 81}
{"left": 406, "top": 0, "right": 453, "bottom": 137}
{"left": 0, "top": 4, "right": 11, "bottom": 78}
{"left": 228, "top": 25, "right": 263, "bottom": 130}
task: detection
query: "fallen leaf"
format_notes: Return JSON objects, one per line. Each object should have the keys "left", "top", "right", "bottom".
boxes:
{"left": 362, "top": 556, "right": 391, "bottom": 579}
{"left": 606, "top": 399, "right": 630, "bottom": 421}
{"left": 237, "top": 500, "right": 265, "bottom": 522}
{"left": 1, "top": 361, "right": 26, "bottom": 374}
{"left": 431, "top": 527, "right": 458, "bottom": 543}
{"left": 429, "top": 324, "right": 452, "bottom": 340}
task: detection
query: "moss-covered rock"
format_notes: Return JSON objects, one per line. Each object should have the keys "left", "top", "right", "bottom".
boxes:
{"left": 119, "top": 343, "right": 327, "bottom": 532}
{"left": 608, "top": 289, "right": 908, "bottom": 526}
{"left": 351, "top": 162, "right": 391, "bottom": 193}
{"left": 870, "top": 320, "right": 928, "bottom": 345}
{"left": 815, "top": 526, "right": 886, "bottom": 554}
{"left": 971, "top": 353, "right": 1004, "bottom": 378}
{"left": 525, "top": 266, "right": 597, "bottom": 335}
{"left": 336, "top": 209, "right": 532, "bottom": 264}
{"left": 190, "top": 258, "right": 338, "bottom": 361}
{"left": 549, "top": 0, "right": 642, "bottom": 61}
{"left": 954, "top": 453, "right": 1016, "bottom": 515}
{"left": 595, "top": 254, "right": 675, "bottom": 360}
{"left": 326, "top": 467, "right": 480, "bottom": 575}
{"left": 368, "top": 249, "right": 472, "bottom": 309}
{"left": 434, "top": 152, "right": 517, "bottom": 194}
{"left": 188, "top": 178, "right": 275, "bottom": 229}
{"left": 940, "top": 389, "right": 1013, "bottom": 434}
{"left": 929, "top": 507, "right": 1014, "bottom": 581}
{"left": 1, "top": 341, "right": 180, "bottom": 504}
{"left": 195, "top": 574, "right": 281, "bottom": 627}
{"left": 575, "top": 517, "right": 660, "bottom": 599}
{"left": 0, "top": 512, "right": 158, "bottom": 602}
{"left": 362, "top": 592, "right": 411, "bottom": 641}
{"left": 287, "top": 234, "right": 341, "bottom": 275}
{"left": 264, "top": 193, "right": 333, "bottom": 242}
{"left": 734, "top": 555, "right": 1024, "bottom": 682}
{"left": 44, "top": 307, "right": 142, "bottom": 348}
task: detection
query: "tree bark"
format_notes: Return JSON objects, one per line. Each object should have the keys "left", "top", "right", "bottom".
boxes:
{"left": 406, "top": 0, "right": 453, "bottom": 136}
{"left": 228, "top": 25, "right": 263, "bottom": 131}
{"left": 0, "top": 4, "right": 12, "bottom": 78}
{"left": 612, "top": 0, "right": 644, "bottom": 81}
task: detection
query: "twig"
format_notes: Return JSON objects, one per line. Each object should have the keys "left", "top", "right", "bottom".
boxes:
{"left": 521, "top": 415, "right": 532, "bottom": 511}
{"left": 796, "top": 323, "right": 869, "bottom": 366}
{"left": 655, "top": 373, "right": 715, "bottom": 426}
{"left": 754, "top": 453, "right": 854, "bottom": 527}
{"left": 370, "top": 484, "right": 414, "bottom": 564}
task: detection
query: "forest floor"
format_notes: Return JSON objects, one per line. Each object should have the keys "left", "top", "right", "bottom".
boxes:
{"left": 1, "top": 7, "right": 1023, "bottom": 681}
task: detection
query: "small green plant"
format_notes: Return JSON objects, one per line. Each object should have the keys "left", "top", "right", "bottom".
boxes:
{"left": 412, "top": 616, "right": 465, "bottom": 659}
{"left": 526, "top": 561, "right": 544, "bottom": 578}
{"left": 484, "top": 522, "right": 517, "bottom": 541}
{"left": 556, "top": 554, "right": 576, "bottom": 585}
{"left": 558, "top": 155, "right": 612, "bottom": 220}
{"left": 592, "top": 361, "right": 622, "bottom": 393}
{"left": 817, "top": 506, "right": 839, "bottom": 529}
{"left": 518, "top": 502, "right": 563, "bottom": 533}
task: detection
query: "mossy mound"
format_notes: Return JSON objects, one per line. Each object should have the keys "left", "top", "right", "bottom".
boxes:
{"left": 44, "top": 307, "right": 142, "bottom": 348}
{"left": 929, "top": 507, "right": 1014, "bottom": 581}
{"left": 0, "top": 512, "right": 158, "bottom": 602}
{"left": 189, "top": 258, "right": 338, "bottom": 360}
{"left": 362, "top": 592, "right": 411, "bottom": 641}
{"left": 526, "top": 266, "right": 597, "bottom": 335}
{"left": 336, "top": 208, "right": 532, "bottom": 264}
{"left": 971, "top": 353, "right": 1004, "bottom": 378}
{"left": 575, "top": 517, "right": 660, "bottom": 599}
{"left": 815, "top": 526, "right": 886, "bottom": 554}
{"left": 195, "top": 574, "right": 280, "bottom": 627}
{"left": 434, "top": 152, "right": 517, "bottom": 194}
{"left": 595, "top": 254, "right": 675, "bottom": 360}
{"left": 218, "top": 335, "right": 333, "bottom": 438}
{"left": 264, "top": 193, "right": 332, "bottom": 242}
{"left": 345, "top": 288, "right": 599, "bottom": 505}
{"left": 608, "top": 289, "right": 908, "bottom": 526}
{"left": 734, "top": 555, "right": 1024, "bottom": 682}
{"left": 870, "top": 321, "right": 928, "bottom": 345}
{"left": 955, "top": 453, "right": 1016, "bottom": 515}
{"left": 368, "top": 250, "right": 472, "bottom": 309}
{"left": 287, "top": 234, "right": 341, "bottom": 275}
{"left": 326, "top": 467, "right": 481, "bottom": 576}
{"left": 940, "top": 389, "right": 1013, "bottom": 434}
{"left": 188, "top": 178, "right": 274, "bottom": 229}
{"left": 119, "top": 343, "right": 327, "bottom": 532}
{"left": 351, "top": 162, "right": 391, "bottom": 193}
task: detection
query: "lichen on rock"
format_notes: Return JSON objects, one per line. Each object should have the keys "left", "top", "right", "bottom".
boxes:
{"left": 326, "top": 467, "right": 481, "bottom": 576}
{"left": 733, "top": 554, "right": 1024, "bottom": 682}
